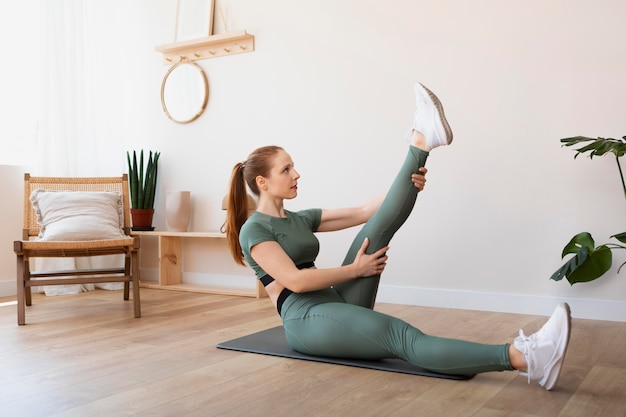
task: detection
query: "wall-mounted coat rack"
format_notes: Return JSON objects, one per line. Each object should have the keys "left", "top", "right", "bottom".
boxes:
{"left": 155, "top": 30, "right": 254, "bottom": 64}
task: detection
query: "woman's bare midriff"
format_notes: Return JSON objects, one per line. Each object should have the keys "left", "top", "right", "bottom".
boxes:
{"left": 263, "top": 266, "right": 317, "bottom": 310}
{"left": 264, "top": 280, "right": 283, "bottom": 310}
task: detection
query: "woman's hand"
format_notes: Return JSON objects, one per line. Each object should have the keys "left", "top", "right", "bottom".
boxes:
{"left": 353, "top": 238, "right": 389, "bottom": 277}
{"left": 411, "top": 167, "right": 428, "bottom": 191}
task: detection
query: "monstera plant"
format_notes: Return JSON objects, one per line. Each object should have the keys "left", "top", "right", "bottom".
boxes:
{"left": 551, "top": 136, "right": 626, "bottom": 284}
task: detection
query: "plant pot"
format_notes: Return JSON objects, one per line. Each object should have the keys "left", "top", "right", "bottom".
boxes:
{"left": 131, "top": 208, "right": 155, "bottom": 231}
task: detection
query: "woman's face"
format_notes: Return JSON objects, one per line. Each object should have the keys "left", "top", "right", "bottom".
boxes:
{"left": 261, "top": 149, "right": 300, "bottom": 200}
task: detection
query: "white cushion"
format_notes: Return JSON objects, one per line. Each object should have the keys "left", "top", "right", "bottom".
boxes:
{"left": 30, "top": 189, "right": 126, "bottom": 241}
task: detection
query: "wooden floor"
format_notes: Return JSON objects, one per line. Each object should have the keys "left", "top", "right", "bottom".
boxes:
{"left": 1, "top": 289, "right": 625, "bottom": 417}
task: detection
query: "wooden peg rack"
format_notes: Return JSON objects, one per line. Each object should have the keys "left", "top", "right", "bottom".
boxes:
{"left": 155, "top": 30, "right": 254, "bottom": 64}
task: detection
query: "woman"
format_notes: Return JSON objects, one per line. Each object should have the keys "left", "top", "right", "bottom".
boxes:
{"left": 225, "top": 83, "right": 571, "bottom": 390}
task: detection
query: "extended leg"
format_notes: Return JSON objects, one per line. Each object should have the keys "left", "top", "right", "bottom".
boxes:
{"left": 281, "top": 291, "right": 571, "bottom": 389}
{"left": 282, "top": 297, "right": 513, "bottom": 376}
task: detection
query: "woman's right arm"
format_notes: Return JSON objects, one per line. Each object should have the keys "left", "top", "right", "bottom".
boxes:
{"left": 318, "top": 167, "right": 428, "bottom": 232}
{"left": 250, "top": 238, "right": 389, "bottom": 293}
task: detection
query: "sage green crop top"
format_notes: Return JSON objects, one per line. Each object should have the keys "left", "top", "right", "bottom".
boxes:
{"left": 239, "top": 208, "right": 322, "bottom": 280}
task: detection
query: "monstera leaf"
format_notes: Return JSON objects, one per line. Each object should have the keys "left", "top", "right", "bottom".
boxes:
{"left": 561, "top": 136, "right": 626, "bottom": 159}
{"left": 550, "top": 233, "right": 612, "bottom": 285}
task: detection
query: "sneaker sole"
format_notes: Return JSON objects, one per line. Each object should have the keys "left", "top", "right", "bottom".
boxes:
{"left": 419, "top": 83, "right": 454, "bottom": 145}
{"left": 542, "top": 302, "right": 572, "bottom": 390}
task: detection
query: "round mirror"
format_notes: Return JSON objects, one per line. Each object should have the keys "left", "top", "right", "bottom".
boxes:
{"left": 161, "top": 60, "right": 209, "bottom": 124}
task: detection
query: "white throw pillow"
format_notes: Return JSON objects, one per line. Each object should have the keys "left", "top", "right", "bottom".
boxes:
{"left": 30, "top": 189, "right": 126, "bottom": 241}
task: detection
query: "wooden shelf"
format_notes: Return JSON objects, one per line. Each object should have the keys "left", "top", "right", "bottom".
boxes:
{"left": 155, "top": 30, "right": 254, "bottom": 64}
{"left": 132, "top": 230, "right": 266, "bottom": 298}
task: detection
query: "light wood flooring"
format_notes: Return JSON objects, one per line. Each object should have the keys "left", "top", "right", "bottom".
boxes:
{"left": 1, "top": 288, "right": 625, "bottom": 417}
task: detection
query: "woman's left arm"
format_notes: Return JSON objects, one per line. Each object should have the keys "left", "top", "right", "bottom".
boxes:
{"left": 318, "top": 167, "right": 427, "bottom": 232}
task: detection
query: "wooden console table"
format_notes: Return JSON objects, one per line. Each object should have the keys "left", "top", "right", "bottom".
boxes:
{"left": 131, "top": 231, "right": 266, "bottom": 298}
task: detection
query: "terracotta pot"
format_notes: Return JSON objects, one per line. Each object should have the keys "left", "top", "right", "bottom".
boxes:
{"left": 131, "top": 208, "right": 155, "bottom": 231}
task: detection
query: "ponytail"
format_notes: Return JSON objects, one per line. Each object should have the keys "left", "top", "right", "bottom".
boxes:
{"left": 225, "top": 162, "right": 250, "bottom": 265}
{"left": 225, "top": 145, "right": 284, "bottom": 265}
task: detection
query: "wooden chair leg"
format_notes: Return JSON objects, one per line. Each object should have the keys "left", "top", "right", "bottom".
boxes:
{"left": 16, "top": 254, "right": 25, "bottom": 325}
{"left": 123, "top": 255, "right": 131, "bottom": 300}
{"left": 131, "top": 250, "right": 141, "bottom": 318}
{"left": 24, "top": 257, "right": 32, "bottom": 306}
{"left": 25, "top": 287, "right": 32, "bottom": 306}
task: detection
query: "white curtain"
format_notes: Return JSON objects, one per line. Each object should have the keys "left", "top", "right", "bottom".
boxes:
{"left": 34, "top": 1, "right": 123, "bottom": 294}
{"left": 38, "top": 0, "right": 98, "bottom": 176}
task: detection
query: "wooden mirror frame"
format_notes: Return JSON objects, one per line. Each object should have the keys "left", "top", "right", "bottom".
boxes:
{"left": 160, "top": 60, "right": 209, "bottom": 124}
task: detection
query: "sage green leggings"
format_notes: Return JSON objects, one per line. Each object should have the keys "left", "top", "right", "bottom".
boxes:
{"left": 280, "top": 146, "right": 514, "bottom": 376}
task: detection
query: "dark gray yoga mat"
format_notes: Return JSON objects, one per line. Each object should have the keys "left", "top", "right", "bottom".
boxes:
{"left": 217, "top": 326, "right": 474, "bottom": 380}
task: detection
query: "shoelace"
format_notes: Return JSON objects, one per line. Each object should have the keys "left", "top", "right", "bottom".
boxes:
{"left": 517, "top": 329, "right": 537, "bottom": 384}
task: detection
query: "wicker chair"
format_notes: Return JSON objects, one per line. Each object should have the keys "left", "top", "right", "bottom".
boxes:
{"left": 13, "top": 173, "right": 141, "bottom": 325}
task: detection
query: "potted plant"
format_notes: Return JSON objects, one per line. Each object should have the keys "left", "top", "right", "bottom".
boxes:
{"left": 127, "top": 150, "right": 160, "bottom": 231}
{"left": 551, "top": 136, "right": 626, "bottom": 284}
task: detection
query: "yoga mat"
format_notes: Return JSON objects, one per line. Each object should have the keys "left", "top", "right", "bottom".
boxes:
{"left": 217, "top": 326, "right": 474, "bottom": 380}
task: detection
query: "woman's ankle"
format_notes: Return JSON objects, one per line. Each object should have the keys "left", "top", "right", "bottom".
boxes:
{"left": 411, "top": 130, "right": 427, "bottom": 151}
{"left": 509, "top": 344, "right": 527, "bottom": 371}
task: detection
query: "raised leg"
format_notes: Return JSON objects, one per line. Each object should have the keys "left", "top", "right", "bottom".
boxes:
{"left": 333, "top": 142, "right": 428, "bottom": 308}
{"left": 333, "top": 83, "right": 453, "bottom": 308}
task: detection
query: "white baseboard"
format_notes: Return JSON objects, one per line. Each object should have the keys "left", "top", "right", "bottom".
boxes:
{"left": 138, "top": 269, "right": 626, "bottom": 322}
{"left": 138, "top": 269, "right": 256, "bottom": 292}
{"left": 376, "top": 285, "right": 626, "bottom": 322}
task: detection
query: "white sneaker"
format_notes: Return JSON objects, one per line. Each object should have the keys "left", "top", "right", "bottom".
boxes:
{"left": 514, "top": 303, "right": 572, "bottom": 390}
{"left": 412, "top": 83, "right": 453, "bottom": 152}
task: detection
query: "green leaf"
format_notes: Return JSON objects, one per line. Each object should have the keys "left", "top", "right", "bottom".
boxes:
{"left": 560, "top": 136, "right": 626, "bottom": 159}
{"left": 560, "top": 136, "right": 596, "bottom": 146}
{"left": 566, "top": 245, "right": 612, "bottom": 284}
{"left": 129, "top": 151, "right": 139, "bottom": 208}
{"left": 138, "top": 150, "right": 145, "bottom": 209}
{"left": 561, "top": 232, "right": 595, "bottom": 258}
{"left": 550, "top": 245, "right": 589, "bottom": 281}
{"left": 611, "top": 232, "right": 626, "bottom": 244}
{"left": 144, "top": 151, "right": 157, "bottom": 209}
{"left": 551, "top": 244, "right": 613, "bottom": 284}
{"left": 552, "top": 232, "right": 615, "bottom": 284}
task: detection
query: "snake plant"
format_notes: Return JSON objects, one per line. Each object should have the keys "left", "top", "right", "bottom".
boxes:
{"left": 126, "top": 150, "right": 160, "bottom": 209}
{"left": 551, "top": 136, "right": 626, "bottom": 284}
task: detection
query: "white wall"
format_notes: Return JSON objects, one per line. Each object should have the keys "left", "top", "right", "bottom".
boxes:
{"left": 0, "top": 2, "right": 37, "bottom": 297}
{"left": 3, "top": 0, "right": 625, "bottom": 321}
{"left": 0, "top": 166, "right": 26, "bottom": 296}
